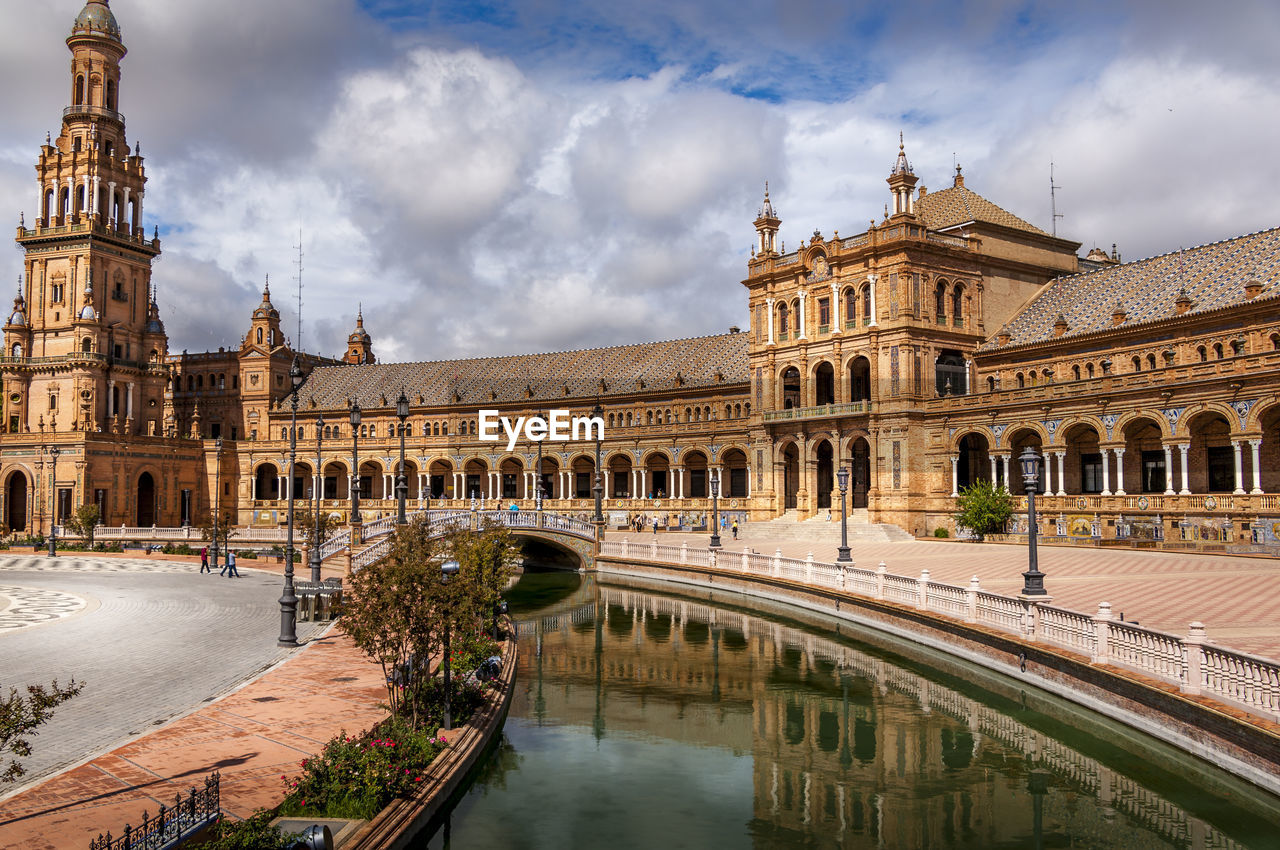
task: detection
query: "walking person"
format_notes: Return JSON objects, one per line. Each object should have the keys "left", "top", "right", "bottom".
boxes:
{"left": 225, "top": 549, "right": 240, "bottom": 578}
{"left": 732, "top": 519, "right": 739, "bottom": 541}
{"left": 199, "top": 546, "right": 210, "bottom": 573}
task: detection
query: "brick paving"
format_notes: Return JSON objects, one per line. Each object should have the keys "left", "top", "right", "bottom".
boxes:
{"left": 0, "top": 628, "right": 386, "bottom": 850}
{"left": 608, "top": 527, "right": 1280, "bottom": 660}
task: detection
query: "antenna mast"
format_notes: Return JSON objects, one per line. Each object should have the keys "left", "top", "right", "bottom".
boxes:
{"left": 293, "top": 228, "right": 304, "bottom": 352}
{"left": 1050, "top": 162, "right": 1063, "bottom": 236}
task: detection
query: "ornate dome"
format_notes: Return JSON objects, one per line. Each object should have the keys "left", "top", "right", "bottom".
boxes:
{"left": 79, "top": 304, "right": 98, "bottom": 321}
{"left": 72, "top": 0, "right": 121, "bottom": 41}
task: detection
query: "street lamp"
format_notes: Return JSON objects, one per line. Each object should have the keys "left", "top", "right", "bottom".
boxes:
{"left": 1019, "top": 447, "right": 1047, "bottom": 596}
{"left": 311, "top": 415, "right": 325, "bottom": 582}
{"left": 441, "top": 559, "right": 460, "bottom": 730}
{"left": 534, "top": 414, "right": 544, "bottom": 513}
{"left": 211, "top": 436, "right": 223, "bottom": 571}
{"left": 349, "top": 400, "right": 362, "bottom": 543}
{"left": 47, "top": 446, "right": 60, "bottom": 557}
{"left": 396, "top": 388, "right": 409, "bottom": 524}
{"left": 591, "top": 401, "right": 604, "bottom": 530}
{"left": 709, "top": 469, "right": 722, "bottom": 549}
{"left": 836, "top": 466, "right": 852, "bottom": 562}
{"left": 278, "top": 357, "right": 303, "bottom": 647}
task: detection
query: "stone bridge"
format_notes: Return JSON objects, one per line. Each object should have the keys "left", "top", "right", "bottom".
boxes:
{"left": 313, "top": 509, "right": 601, "bottom": 573}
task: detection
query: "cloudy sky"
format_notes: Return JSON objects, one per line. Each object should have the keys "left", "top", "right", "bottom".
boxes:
{"left": 1, "top": 0, "right": 1276, "bottom": 362}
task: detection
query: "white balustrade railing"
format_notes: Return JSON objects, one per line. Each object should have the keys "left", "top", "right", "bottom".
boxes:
{"left": 598, "top": 538, "right": 1280, "bottom": 722}
{"left": 352, "top": 537, "right": 391, "bottom": 572}
{"left": 319, "top": 528, "right": 351, "bottom": 560}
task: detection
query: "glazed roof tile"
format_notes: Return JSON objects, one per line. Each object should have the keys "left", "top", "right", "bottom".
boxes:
{"left": 916, "top": 185, "right": 1050, "bottom": 237}
{"left": 980, "top": 226, "right": 1280, "bottom": 350}
{"left": 298, "top": 333, "right": 750, "bottom": 410}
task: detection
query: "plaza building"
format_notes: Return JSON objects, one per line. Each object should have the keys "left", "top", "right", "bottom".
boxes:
{"left": 3, "top": 0, "right": 1276, "bottom": 553}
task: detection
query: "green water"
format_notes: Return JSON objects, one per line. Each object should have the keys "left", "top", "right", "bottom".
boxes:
{"left": 419, "top": 569, "right": 1280, "bottom": 848}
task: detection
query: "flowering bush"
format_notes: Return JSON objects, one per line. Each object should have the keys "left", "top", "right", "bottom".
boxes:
{"left": 277, "top": 716, "right": 447, "bottom": 820}
{"left": 203, "top": 810, "right": 300, "bottom": 849}
{"left": 451, "top": 630, "right": 500, "bottom": 675}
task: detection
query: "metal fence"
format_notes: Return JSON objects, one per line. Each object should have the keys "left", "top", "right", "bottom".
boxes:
{"left": 88, "top": 772, "right": 219, "bottom": 850}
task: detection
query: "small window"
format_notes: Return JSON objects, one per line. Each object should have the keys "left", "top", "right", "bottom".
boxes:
{"left": 49, "top": 394, "right": 57, "bottom": 410}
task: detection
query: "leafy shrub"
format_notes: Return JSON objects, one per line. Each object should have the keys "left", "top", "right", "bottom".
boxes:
{"left": 451, "top": 630, "right": 500, "bottom": 675}
{"left": 933, "top": 527, "right": 949, "bottom": 538}
{"left": 203, "top": 810, "right": 300, "bottom": 850}
{"left": 277, "top": 716, "right": 447, "bottom": 820}
{"left": 953, "top": 480, "right": 1015, "bottom": 541}
{"left": 162, "top": 542, "right": 196, "bottom": 555}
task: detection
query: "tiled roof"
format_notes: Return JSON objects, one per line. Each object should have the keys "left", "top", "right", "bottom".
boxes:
{"left": 916, "top": 185, "right": 1050, "bottom": 237}
{"left": 297, "top": 333, "right": 750, "bottom": 410}
{"left": 979, "top": 226, "right": 1280, "bottom": 350}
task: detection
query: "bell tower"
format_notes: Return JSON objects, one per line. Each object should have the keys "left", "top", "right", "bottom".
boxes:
{"left": 753, "top": 183, "right": 781, "bottom": 256}
{"left": 344, "top": 308, "right": 376, "bottom": 365}
{"left": 886, "top": 133, "right": 919, "bottom": 219}
{"left": 9, "top": 0, "right": 167, "bottom": 436}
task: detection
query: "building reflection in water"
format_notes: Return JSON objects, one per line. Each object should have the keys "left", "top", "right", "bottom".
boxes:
{"left": 510, "top": 575, "right": 1277, "bottom": 849}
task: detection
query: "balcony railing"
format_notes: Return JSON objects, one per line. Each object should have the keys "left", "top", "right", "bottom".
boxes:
{"left": 63, "top": 104, "right": 124, "bottom": 124}
{"left": 762, "top": 400, "right": 871, "bottom": 422}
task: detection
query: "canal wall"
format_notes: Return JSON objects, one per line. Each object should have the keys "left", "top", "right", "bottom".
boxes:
{"left": 596, "top": 554, "right": 1280, "bottom": 798}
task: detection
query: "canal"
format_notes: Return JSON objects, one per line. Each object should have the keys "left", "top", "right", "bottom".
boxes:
{"left": 420, "top": 568, "right": 1280, "bottom": 848}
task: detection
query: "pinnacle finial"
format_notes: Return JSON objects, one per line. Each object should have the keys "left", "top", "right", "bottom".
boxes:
{"left": 899, "top": 130, "right": 904, "bottom": 151}
{"left": 263, "top": 273, "right": 270, "bottom": 298}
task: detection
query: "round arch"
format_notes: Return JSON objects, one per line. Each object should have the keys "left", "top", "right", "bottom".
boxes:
{"left": 137, "top": 471, "right": 157, "bottom": 527}
{"left": 5, "top": 468, "right": 30, "bottom": 532}
{"left": 812, "top": 360, "right": 836, "bottom": 406}
{"left": 254, "top": 461, "right": 281, "bottom": 501}
{"left": 779, "top": 441, "right": 800, "bottom": 510}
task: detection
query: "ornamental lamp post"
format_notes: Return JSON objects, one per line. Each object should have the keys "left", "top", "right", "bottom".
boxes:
{"left": 349, "top": 400, "right": 362, "bottom": 543}
{"left": 836, "top": 465, "right": 852, "bottom": 563}
{"left": 310, "top": 415, "right": 325, "bottom": 582}
{"left": 278, "top": 357, "right": 304, "bottom": 646}
{"left": 709, "top": 469, "right": 722, "bottom": 549}
{"left": 535, "top": 416, "right": 544, "bottom": 513}
{"left": 441, "top": 559, "right": 460, "bottom": 730}
{"left": 396, "top": 389, "right": 409, "bottom": 525}
{"left": 210, "top": 436, "right": 223, "bottom": 570}
{"left": 591, "top": 401, "right": 604, "bottom": 531}
{"left": 1019, "top": 446, "right": 1047, "bottom": 596}
{"left": 47, "top": 446, "right": 60, "bottom": 557}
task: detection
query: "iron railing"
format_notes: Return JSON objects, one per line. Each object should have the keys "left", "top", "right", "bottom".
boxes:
{"left": 89, "top": 772, "right": 219, "bottom": 850}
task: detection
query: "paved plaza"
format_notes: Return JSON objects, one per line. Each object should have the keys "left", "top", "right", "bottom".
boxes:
{"left": 608, "top": 528, "right": 1280, "bottom": 661}
{"left": 0, "top": 555, "right": 326, "bottom": 795}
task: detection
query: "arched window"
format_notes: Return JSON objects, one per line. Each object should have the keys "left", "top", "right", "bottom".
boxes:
{"left": 1016, "top": 372, "right": 1025, "bottom": 389}
{"left": 256, "top": 328, "right": 263, "bottom": 344}
{"left": 861, "top": 285, "right": 871, "bottom": 324}
{"left": 187, "top": 375, "right": 194, "bottom": 391}
{"left": 778, "top": 303, "right": 789, "bottom": 336}
{"left": 725, "top": 405, "right": 732, "bottom": 420}
{"left": 1213, "top": 343, "right": 1224, "bottom": 359}
{"left": 105, "top": 79, "right": 116, "bottom": 111}
{"left": 1086, "top": 363, "right": 1095, "bottom": 378}
{"left": 935, "top": 282, "right": 947, "bottom": 323}
{"left": 75, "top": 75, "right": 85, "bottom": 105}
{"left": 745, "top": 403, "right": 751, "bottom": 416}
{"left": 10, "top": 343, "right": 21, "bottom": 358}
{"left": 1271, "top": 333, "right": 1280, "bottom": 351}
{"left": 1197, "top": 345, "right": 1207, "bottom": 362}
{"left": 442, "top": 422, "right": 448, "bottom": 436}
{"left": 1147, "top": 353, "right": 1157, "bottom": 370}
{"left": 218, "top": 373, "right": 226, "bottom": 389}
{"left": 844, "top": 288, "right": 857, "bottom": 327}
{"left": 1231, "top": 339, "right": 1244, "bottom": 355}
{"left": 1072, "top": 364, "right": 1081, "bottom": 381}
{"left": 952, "top": 285, "right": 964, "bottom": 326}
{"left": 987, "top": 376, "right": 996, "bottom": 392}
{"left": 1131, "top": 356, "right": 1141, "bottom": 372}
{"left": 196, "top": 375, "right": 204, "bottom": 389}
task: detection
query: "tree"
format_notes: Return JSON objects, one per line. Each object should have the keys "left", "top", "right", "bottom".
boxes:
{"left": 446, "top": 520, "right": 520, "bottom": 638}
{"left": 197, "top": 508, "right": 237, "bottom": 552}
{"left": 1, "top": 679, "right": 83, "bottom": 783}
{"left": 953, "top": 480, "right": 1015, "bottom": 541}
{"left": 63, "top": 504, "right": 101, "bottom": 548}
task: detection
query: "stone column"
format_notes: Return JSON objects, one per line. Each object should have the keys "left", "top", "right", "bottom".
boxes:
{"left": 989, "top": 454, "right": 998, "bottom": 485}
{"left": 639, "top": 469, "right": 647, "bottom": 497}
{"left": 1000, "top": 454, "right": 1010, "bottom": 488}
{"left": 107, "top": 379, "right": 116, "bottom": 416}
{"left": 867, "top": 275, "right": 878, "bottom": 327}
{"left": 950, "top": 456, "right": 958, "bottom": 498}
{"left": 1250, "top": 439, "right": 1263, "bottom": 495}
{"left": 1100, "top": 448, "right": 1111, "bottom": 496}
{"left": 675, "top": 467, "right": 684, "bottom": 499}
{"left": 126, "top": 382, "right": 134, "bottom": 420}
{"left": 107, "top": 181, "right": 117, "bottom": 225}
{"left": 92, "top": 176, "right": 100, "bottom": 218}
{"left": 1054, "top": 452, "right": 1066, "bottom": 496}
{"left": 830, "top": 282, "right": 840, "bottom": 332}
{"left": 798, "top": 290, "right": 807, "bottom": 339}
{"left": 1043, "top": 452, "right": 1053, "bottom": 496}
{"left": 766, "top": 297, "right": 775, "bottom": 345}
{"left": 121, "top": 187, "right": 131, "bottom": 231}
{"left": 1179, "top": 444, "right": 1191, "bottom": 495}
{"left": 603, "top": 470, "right": 611, "bottom": 500}
{"left": 1113, "top": 447, "right": 1126, "bottom": 496}
{"left": 135, "top": 191, "right": 144, "bottom": 231}
{"left": 1232, "top": 441, "right": 1245, "bottom": 495}
{"left": 81, "top": 175, "right": 90, "bottom": 217}
{"left": 1163, "top": 445, "right": 1175, "bottom": 495}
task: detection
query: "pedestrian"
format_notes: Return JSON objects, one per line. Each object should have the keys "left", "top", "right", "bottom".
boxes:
{"left": 732, "top": 519, "right": 739, "bottom": 540}
{"left": 225, "top": 549, "right": 240, "bottom": 578}
{"left": 199, "top": 546, "right": 210, "bottom": 573}
{"left": 652, "top": 516, "right": 658, "bottom": 535}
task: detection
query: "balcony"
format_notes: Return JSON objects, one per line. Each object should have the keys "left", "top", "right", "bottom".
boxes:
{"left": 762, "top": 400, "right": 871, "bottom": 422}
{"left": 63, "top": 104, "right": 124, "bottom": 125}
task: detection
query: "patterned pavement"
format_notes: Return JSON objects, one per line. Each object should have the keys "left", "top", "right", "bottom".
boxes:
{"left": 608, "top": 528, "right": 1280, "bottom": 660}
{"left": 0, "top": 555, "right": 326, "bottom": 796}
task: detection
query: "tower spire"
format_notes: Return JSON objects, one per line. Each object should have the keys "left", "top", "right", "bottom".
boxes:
{"left": 753, "top": 181, "right": 781, "bottom": 257}
{"left": 887, "top": 132, "right": 919, "bottom": 219}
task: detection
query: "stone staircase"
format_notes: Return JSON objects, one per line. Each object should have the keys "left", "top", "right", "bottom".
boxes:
{"left": 753, "top": 510, "right": 915, "bottom": 544}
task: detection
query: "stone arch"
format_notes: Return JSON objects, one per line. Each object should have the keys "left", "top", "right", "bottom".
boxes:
{"left": 1245, "top": 396, "right": 1280, "bottom": 434}
{"left": 812, "top": 360, "right": 835, "bottom": 406}
{"left": 779, "top": 365, "right": 801, "bottom": 409}
{"left": 321, "top": 460, "right": 349, "bottom": 500}
{"left": 1178, "top": 402, "right": 1245, "bottom": 439}
{"left": 951, "top": 430, "right": 991, "bottom": 492}
{"left": 137, "top": 470, "right": 158, "bottom": 527}
{"left": 847, "top": 355, "right": 871, "bottom": 403}
{"left": 947, "top": 425, "right": 995, "bottom": 454}
{"left": 5, "top": 467, "right": 31, "bottom": 532}
{"left": 463, "top": 457, "right": 490, "bottom": 501}
{"left": 848, "top": 437, "right": 871, "bottom": 507}
{"left": 721, "top": 448, "right": 749, "bottom": 498}
{"left": 1114, "top": 409, "right": 1171, "bottom": 441}
{"left": 535, "top": 454, "right": 559, "bottom": 500}
{"left": 1184, "top": 407, "right": 1236, "bottom": 493}
{"left": 254, "top": 461, "right": 281, "bottom": 501}
{"left": 779, "top": 440, "right": 800, "bottom": 510}
{"left": 642, "top": 450, "right": 671, "bottom": 498}
{"left": 427, "top": 458, "right": 453, "bottom": 499}
{"left": 813, "top": 438, "right": 834, "bottom": 509}
{"left": 1001, "top": 422, "right": 1049, "bottom": 451}
{"left": 1005, "top": 427, "right": 1046, "bottom": 494}
{"left": 681, "top": 449, "right": 709, "bottom": 499}
{"left": 498, "top": 456, "right": 524, "bottom": 501}
{"left": 605, "top": 451, "right": 633, "bottom": 498}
